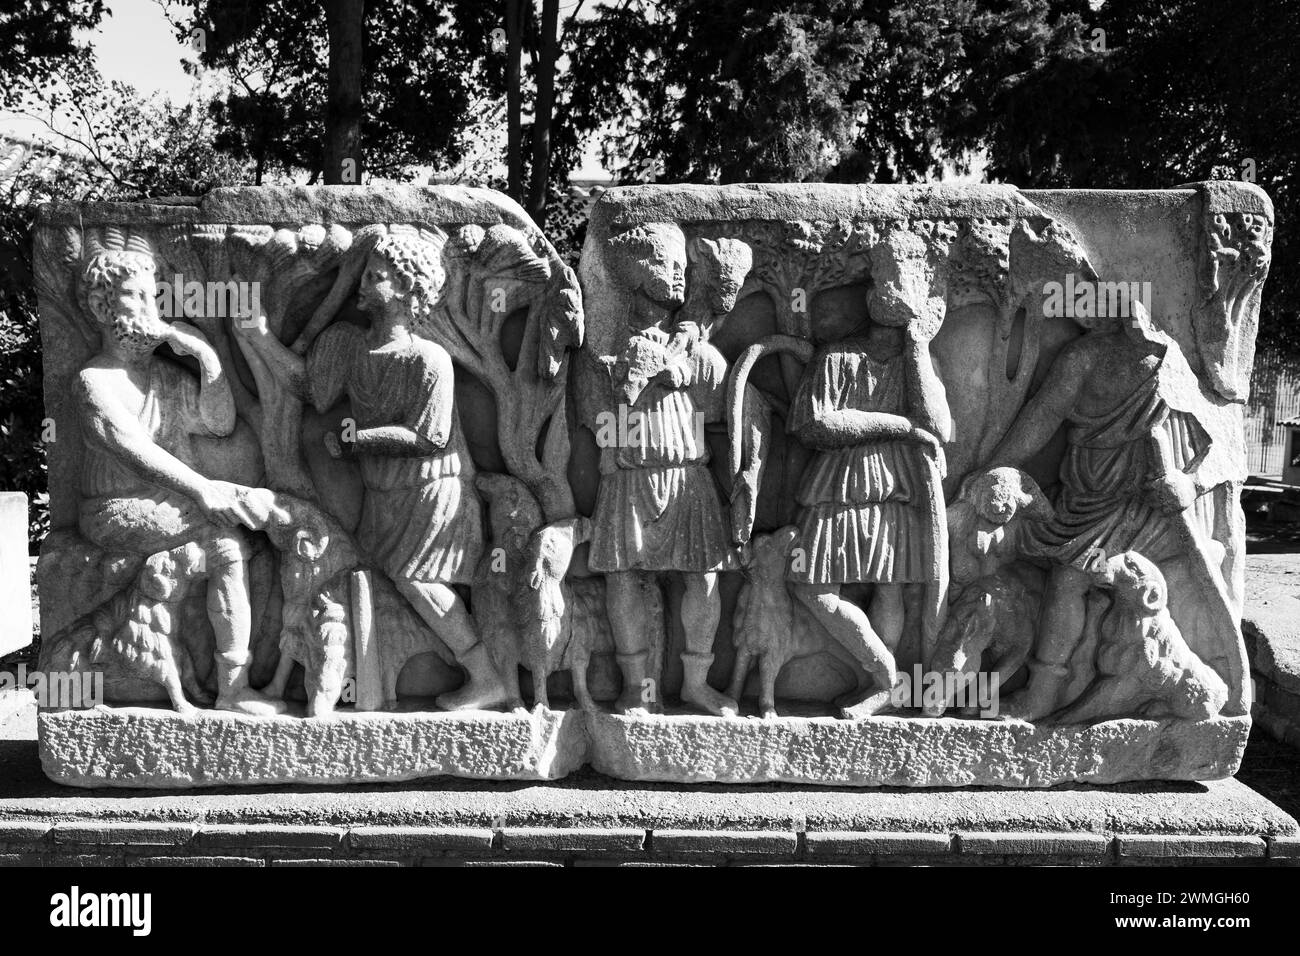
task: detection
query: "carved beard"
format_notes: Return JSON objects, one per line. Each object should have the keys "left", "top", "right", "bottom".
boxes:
{"left": 111, "top": 311, "right": 167, "bottom": 354}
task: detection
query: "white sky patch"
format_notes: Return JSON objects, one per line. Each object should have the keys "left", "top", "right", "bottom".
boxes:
{"left": 91, "top": 0, "right": 197, "bottom": 102}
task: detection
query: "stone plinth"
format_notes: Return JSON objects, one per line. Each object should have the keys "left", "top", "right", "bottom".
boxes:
{"left": 39, "top": 706, "right": 586, "bottom": 788}
{"left": 39, "top": 705, "right": 1248, "bottom": 789}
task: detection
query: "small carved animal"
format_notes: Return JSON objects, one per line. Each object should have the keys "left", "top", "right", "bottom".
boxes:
{"left": 518, "top": 516, "right": 598, "bottom": 710}
{"left": 475, "top": 471, "right": 604, "bottom": 710}
{"left": 255, "top": 492, "right": 360, "bottom": 715}
{"left": 924, "top": 570, "right": 1038, "bottom": 717}
{"left": 727, "top": 525, "right": 860, "bottom": 718}
{"left": 252, "top": 489, "right": 454, "bottom": 715}
{"left": 41, "top": 549, "right": 212, "bottom": 715}
{"left": 475, "top": 472, "right": 544, "bottom": 710}
{"left": 1050, "top": 551, "right": 1229, "bottom": 724}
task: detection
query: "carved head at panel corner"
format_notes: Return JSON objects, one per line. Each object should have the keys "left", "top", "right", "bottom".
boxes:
{"left": 360, "top": 231, "right": 448, "bottom": 330}
{"left": 607, "top": 222, "right": 687, "bottom": 309}
{"left": 81, "top": 248, "right": 169, "bottom": 356}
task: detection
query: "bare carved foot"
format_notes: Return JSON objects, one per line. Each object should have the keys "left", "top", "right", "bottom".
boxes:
{"left": 681, "top": 681, "right": 739, "bottom": 718}
{"left": 215, "top": 687, "right": 287, "bottom": 717}
{"left": 435, "top": 675, "right": 509, "bottom": 712}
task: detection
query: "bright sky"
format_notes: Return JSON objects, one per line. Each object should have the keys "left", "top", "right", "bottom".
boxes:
{"left": 93, "top": 0, "right": 197, "bottom": 103}
{"left": 0, "top": 0, "right": 196, "bottom": 147}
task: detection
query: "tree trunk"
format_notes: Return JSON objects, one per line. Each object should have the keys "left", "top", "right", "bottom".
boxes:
{"left": 527, "top": 0, "right": 560, "bottom": 224}
{"left": 323, "top": 0, "right": 365, "bottom": 185}
{"left": 505, "top": 0, "right": 525, "bottom": 203}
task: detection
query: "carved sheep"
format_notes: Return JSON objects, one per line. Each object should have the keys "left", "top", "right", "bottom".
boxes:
{"left": 1050, "top": 551, "right": 1228, "bottom": 724}
{"left": 40, "top": 546, "right": 212, "bottom": 715}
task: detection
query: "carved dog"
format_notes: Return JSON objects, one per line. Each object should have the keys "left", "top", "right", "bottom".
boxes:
{"left": 1050, "top": 551, "right": 1229, "bottom": 724}
{"left": 519, "top": 517, "right": 599, "bottom": 710}
{"left": 475, "top": 473, "right": 603, "bottom": 711}
{"left": 252, "top": 489, "right": 454, "bottom": 716}
{"left": 475, "top": 473, "right": 543, "bottom": 710}
{"left": 924, "top": 571, "right": 1038, "bottom": 717}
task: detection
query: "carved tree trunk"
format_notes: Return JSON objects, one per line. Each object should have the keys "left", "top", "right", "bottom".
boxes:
{"left": 323, "top": 0, "right": 365, "bottom": 185}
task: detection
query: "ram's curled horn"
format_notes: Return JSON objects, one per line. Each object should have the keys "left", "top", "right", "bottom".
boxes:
{"left": 726, "top": 334, "right": 814, "bottom": 475}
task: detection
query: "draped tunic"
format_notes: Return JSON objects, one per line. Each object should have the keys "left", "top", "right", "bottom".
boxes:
{"left": 588, "top": 339, "right": 731, "bottom": 573}
{"left": 308, "top": 323, "right": 481, "bottom": 585}
{"left": 76, "top": 359, "right": 228, "bottom": 556}
{"left": 786, "top": 340, "right": 930, "bottom": 585}
{"left": 1025, "top": 361, "right": 1210, "bottom": 568}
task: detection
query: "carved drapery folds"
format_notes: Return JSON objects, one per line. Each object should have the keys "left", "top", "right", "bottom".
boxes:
{"left": 31, "top": 183, "right": 1267, "bottom": 787}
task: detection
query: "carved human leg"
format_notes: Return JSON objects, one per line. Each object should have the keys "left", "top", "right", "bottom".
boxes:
{"left": 396, "top": 578, "right": 508, "bottom": 711}
{"left": 606, "top": 570, "right": 658, "bottom": 714}
{"left": 793, "top": 582, "right": 898, "bottom": 718}
{"left": 1003, "top": 563, "right": 1091, "bottom": 721}
{"left": 178, "top": 645, "right": 214, "bottom": 708}
{"left": 498, "top": 654, "right": 526, "bottom": 713}
{"left": 868, "top": 583, "right": 906, "bottom": 654}
{"left": 190, "top": 531, "right": 284, "bottom": 716}
{"left": 679, "top": 572, "right": 738, "bottom": 716}
{"left": 263, "top": 649, "right": 297, "bottom": 702}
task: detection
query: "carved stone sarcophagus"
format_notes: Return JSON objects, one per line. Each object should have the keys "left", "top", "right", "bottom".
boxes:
{"left": 32, "top": 182, "right": 1270, "bottom": 788}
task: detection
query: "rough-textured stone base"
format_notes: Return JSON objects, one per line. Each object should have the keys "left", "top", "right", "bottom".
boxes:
{"left": 38, "top": 704, "right": 1249, "bottom": 788}
{"left": 39, "top": 705, "right": 587, "bottom": 788}
{"left": 588, "top": 712, "right": 1251, "bottom": 786}
{"left": 3, "top": 699, "right": 1294, "bottom": 866}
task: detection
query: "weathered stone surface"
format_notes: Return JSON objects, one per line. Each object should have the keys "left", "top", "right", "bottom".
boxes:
{"left": 586, "top": 711, "right": 1250, "bottom": 787}
{"left": 39, "top": 706, "right": 587, "bottom": 788}
{"left": 30, "top": 182, "right": 1270, "bottom": 787}
{"left": 38, "top": 703, "right": 1248, "bottom": 788}
{"left": 346, "top": 826, "right": 494, "bottom": 853}
{"left": 651, "top": 829, "right": 798, "bottom": 856}
{"left": 0, "top": 493, "right": 31, "bottom": 658}
{"left": 957, "top": 831, "right": 1110, "bottom": 856}
{"left": 4, "top": 696, "right": 1296, "bottom": 842}
{"left": 51, "top": 821, "right": 196, "bottom": 845}
{"left": 501, "top": 827, "right": 645, "bottom": 853}
{"left": 1115, "top": 834, "right": 1267, "bottom": 858}
{"left": 806, "top": 831, "right": 952, "bottom": 856}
